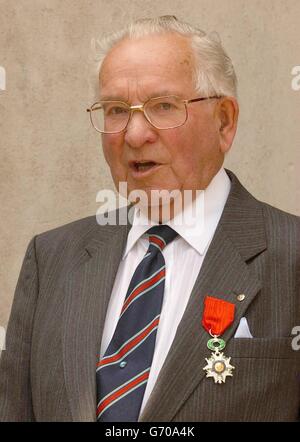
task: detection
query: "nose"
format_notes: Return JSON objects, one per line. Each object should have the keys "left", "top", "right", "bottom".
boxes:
{"left": 124, "top": 109, "right": 158, "bottom": 148}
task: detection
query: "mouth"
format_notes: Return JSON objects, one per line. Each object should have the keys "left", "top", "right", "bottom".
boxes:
{"left": 129, "top": 160, "right": 162, "bottom": 177}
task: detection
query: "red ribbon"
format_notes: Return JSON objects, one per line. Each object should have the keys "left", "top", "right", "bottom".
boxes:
{"left": 202, "top": 296, "right": 235, "bottom": 336}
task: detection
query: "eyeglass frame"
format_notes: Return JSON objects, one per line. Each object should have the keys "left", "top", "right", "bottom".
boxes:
{"left": 86, "top": 95, "right": 222, "bottom": 134}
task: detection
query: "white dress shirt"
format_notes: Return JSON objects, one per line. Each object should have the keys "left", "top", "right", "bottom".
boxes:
{"left": 100, "top": 167, "right": 231, "bottom": 414}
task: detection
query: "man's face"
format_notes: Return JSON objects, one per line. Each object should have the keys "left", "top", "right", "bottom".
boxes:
{"left": 99, "top": 33, "right": 224, "bottom": 201}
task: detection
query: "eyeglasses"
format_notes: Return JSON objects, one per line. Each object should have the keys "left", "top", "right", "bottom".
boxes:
{"left": 86, "top": 95, "right": 221, "bottom": 134}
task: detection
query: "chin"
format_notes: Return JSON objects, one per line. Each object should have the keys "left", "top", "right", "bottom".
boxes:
{"left": 129, "top": 185, "right": 181, "bottom": 209}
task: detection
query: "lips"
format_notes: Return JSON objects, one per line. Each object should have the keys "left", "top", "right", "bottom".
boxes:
{"left": 133, "top": 161, "right": 157, "bottom": 171}
{"left": 129, "top": 160, "right": 162, "bottom": 177}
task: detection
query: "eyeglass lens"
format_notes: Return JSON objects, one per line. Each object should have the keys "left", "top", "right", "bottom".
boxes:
{"left": 90, "top": 96, "right": 187, "bottom": 133}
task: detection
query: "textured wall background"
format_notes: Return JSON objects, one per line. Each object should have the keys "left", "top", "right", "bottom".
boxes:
{"left": 0, "top": 0, "right": 299, "bottom": 328}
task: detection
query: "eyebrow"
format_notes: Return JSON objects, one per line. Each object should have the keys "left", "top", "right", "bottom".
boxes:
{"left": 149, "top": 90, "right": 179, "bottom": 98}
{"left": 99, "top": 91, "right": 183, "bottom": 102}
{"left": 99, "top": 95, "right": 128, "bottom": 102}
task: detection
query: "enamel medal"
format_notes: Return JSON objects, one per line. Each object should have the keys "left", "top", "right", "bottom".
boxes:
{"left": 202, "top": 296, "right": 235, "bottom": 384}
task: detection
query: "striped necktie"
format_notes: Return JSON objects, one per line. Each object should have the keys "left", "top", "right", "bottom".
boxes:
{"left": 96, "top": 225, "right": 178, "bottom": 421}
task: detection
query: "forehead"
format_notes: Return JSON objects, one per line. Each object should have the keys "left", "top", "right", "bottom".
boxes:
{"left": 99, "top": 33, "right": 196, "bottom": 100}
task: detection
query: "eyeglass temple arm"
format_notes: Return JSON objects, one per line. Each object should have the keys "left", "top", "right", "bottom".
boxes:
{"left": 86, "top": 105, "right": 104, "bottom": 112}
{"left": 186, "top": 96, "right": 221, "bottom": 104}
{"left": 86, "top": 104, "right": 145, "bottom": 115}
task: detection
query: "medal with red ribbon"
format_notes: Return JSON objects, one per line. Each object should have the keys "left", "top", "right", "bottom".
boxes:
{"left": 202, "top": 296, "right": 235, "bottom": 384}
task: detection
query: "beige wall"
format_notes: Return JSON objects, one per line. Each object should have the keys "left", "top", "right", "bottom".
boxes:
{"left": 0, "top": 0, "right": 299, "bottom": 328}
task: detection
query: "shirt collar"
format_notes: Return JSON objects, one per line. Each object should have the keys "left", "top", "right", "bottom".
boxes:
{"left": 123, "top": 167, "right": 231, "bottom": 259}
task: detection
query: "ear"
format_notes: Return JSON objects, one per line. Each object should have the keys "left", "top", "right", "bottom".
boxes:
{"left": 214, "top": 97, "right": 239, "bottom": 154}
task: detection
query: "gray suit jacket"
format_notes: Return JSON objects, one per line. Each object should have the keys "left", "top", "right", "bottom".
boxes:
{"left": 0, "top": 170, "right": 299, "bottom": 422}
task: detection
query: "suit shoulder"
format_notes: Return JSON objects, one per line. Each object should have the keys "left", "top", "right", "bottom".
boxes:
{"left": 259, "top": 200, "right": 300, "bottom": 229}
{"left": 257, "top": 201, "right": 300, "bottom": 253}
{"left": 33, "top": 206, "right": 130, "bottom": 255}
{"left": 35, "top": 215, "right": 99, "bottom": 250}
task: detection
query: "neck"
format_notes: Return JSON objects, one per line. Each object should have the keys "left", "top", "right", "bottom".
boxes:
{"left": 137, "top": 189, "right": 202, "bottom": 224}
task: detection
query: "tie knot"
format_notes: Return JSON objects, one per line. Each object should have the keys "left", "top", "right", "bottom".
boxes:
{"left": 147, "top": 225, "right": 178, "bottom": 251}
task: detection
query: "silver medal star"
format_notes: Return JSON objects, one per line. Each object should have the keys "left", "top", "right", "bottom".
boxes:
{"left": 203, "top": 351, "right": 235, "bottom": 384}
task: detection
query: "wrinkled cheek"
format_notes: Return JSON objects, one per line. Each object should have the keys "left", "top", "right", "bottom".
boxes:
{"left": 102, "top": 134, "right": 123, "bottom": 165}
{"left": 101, "top": 135, "right": 128, "bottom": 185}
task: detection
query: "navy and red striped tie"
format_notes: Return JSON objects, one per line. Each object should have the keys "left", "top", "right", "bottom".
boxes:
{"left": 96, "top": 225, "right": 178, "bottom": 421}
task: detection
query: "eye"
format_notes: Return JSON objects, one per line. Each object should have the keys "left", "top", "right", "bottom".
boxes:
{"left": 151, "top": 101, "right": 176, "bottom": 114}
{"left": 149, "top": 97, "right": 181, "bottom": 114}
{"left": 158, "top": 102, "right": 173, "bottom": 111}
{"left": 101, "top": 103, "right": 129, "bottom": 117}
{"left": 107, "top": 106, "right": 128, "bottom": 116}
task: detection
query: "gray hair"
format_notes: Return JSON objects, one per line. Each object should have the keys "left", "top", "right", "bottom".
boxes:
{"left": 92, "top": 15, "right": 238, "bottom": 98}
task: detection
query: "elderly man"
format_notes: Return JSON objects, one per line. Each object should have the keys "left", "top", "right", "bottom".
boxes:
{"left": 0, "top": 16, "right": 299, "bottom": 422}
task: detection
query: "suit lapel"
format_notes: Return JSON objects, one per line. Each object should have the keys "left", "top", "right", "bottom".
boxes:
{"left": 139, "top": 171, "right": 267, "bottom": 421}
{"left": 62, "top": 219, "right": 131, "bottom": 421}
